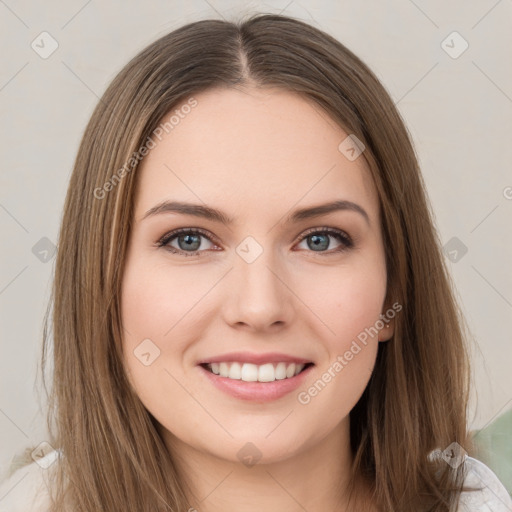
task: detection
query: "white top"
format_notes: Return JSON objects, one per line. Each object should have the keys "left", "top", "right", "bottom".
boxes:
{"left": 0, "top": 451, "right": 511, "bottom": 511}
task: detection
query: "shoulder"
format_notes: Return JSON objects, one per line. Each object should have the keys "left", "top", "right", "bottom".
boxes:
{"left": 457, "top": 455, "right": 512, "bottom": 511}
{"left": 0, "top": 449, "right": 59, "bottom": 512}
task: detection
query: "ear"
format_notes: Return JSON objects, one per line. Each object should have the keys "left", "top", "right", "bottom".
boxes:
{"left": 378, "top": 296, "right": 398, "bottom": 342}
{"left": 378, "top": 317, "right": 394, "bottom": 342}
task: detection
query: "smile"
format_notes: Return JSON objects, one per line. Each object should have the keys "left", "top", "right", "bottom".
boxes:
{"left": 203, "top": 361, "right": 313, "bottom": 382}
{"left": 198, "top": 361, "right": 315, "bottom": 402}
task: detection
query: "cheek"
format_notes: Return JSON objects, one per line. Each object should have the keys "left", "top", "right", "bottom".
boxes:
{"left": 295, "top": 290, "right": 382, "bottom": 433}
{"left": 120, "top": 258, "right": 178, "bottom": 390}
{"left": 121, "top": 257, "right": 207, "bottom": 341}
{"left": 119, "top": 260, "right": 203, "bottom": 426}
{"left": 120, "top": 254, "right": 215, "bottom": 411}
{"left": 300, "top": 256, "right": 387, "bottom": 346}
{"left": 293, "top": 256, "right": 386, "bottom": 411}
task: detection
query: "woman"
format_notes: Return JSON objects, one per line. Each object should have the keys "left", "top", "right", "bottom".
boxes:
{"left": 1, "top": 13, "right": 511, "bottom": 512}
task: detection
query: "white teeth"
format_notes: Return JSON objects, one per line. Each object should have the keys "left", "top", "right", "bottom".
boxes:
{"left": 258, "top": 363, "right": 274, "bottom": 382}
{"left": 219, "top": 362, "right": 229, "bottom": 377}
{"left": 241, "top": 363, "right": 258, "bottom": 381}
{"left": 275, "top": 362, "right": 287, "bottom": 380}
{"left": 228, "top": 362, "right": 242, "bottom": 379}
{"left": 206, "top": 362, "right": 307, "bottom": 382}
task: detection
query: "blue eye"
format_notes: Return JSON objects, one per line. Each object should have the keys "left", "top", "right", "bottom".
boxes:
{"left": 296, "top": 228, "right": 353, "bottom": 253}
{"left": 157, "top": 227, "right": 353, "bottom": 257}
{"left": 157, "top": 228, "right": 217, "bottom": 256}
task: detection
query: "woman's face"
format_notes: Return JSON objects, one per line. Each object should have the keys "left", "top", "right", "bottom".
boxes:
{"left": 121, "top": 86, "right": 393, "bottom": 465}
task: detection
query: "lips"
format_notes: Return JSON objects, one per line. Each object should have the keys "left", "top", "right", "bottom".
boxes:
{"left": 197, "top": 351, "right": 313, "bottom": 366}
{"left": 198, "top": 361, "right": 314, "bottom": 402}
{"left": 196, "top": 351, "right": 315, "bottom": 401}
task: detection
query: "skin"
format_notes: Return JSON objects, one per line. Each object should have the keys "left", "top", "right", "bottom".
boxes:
{"left": 121, "top": 86, "right": 394, "bottom": 512}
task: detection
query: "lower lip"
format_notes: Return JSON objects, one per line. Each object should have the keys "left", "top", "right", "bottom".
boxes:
{"left": 198, "top": 364, "right": 314, "bottom": 402}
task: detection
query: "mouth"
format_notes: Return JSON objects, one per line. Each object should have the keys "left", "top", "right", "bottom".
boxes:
{"left": 197, "top": 361, "right": 315, "bottom": 402}
{"left": 200, "top": 361, "right": 315, "bottom": 383}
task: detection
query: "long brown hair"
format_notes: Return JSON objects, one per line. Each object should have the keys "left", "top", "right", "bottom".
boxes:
{"left": 36, "top": 12, "right": 476, "bottom": 511}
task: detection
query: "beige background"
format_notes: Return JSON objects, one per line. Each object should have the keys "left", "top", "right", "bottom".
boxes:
{"left": 1, "top": 0, "right": 511, "bottom": 477}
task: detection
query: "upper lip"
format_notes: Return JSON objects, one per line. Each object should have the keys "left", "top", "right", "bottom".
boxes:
{"left": 197, "top": 351, "right": 313, "bottom": 366}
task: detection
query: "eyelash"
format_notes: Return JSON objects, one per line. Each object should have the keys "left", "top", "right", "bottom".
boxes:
{"left": 156, "top": 226, "right": 354, "bottom": 257}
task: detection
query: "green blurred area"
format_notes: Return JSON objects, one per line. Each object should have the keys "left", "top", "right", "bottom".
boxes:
{"left": 470, "top": 408, "right": 512, "bottom": 495}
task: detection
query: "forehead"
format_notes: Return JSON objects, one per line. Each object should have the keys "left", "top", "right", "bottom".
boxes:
{"left": 134, "top": 86, "right": 379, "bottom": 224}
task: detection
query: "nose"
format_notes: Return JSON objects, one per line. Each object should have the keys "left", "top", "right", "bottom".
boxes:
{"left": 222, "top": 244, "right": 295, "bottom": 332}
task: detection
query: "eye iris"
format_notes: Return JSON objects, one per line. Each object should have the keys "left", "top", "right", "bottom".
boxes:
{"left": 178, "top": 233, "right": 201, "bottom": 251}
{"left": 307, "top": 233, "right": 329, "bottom": 251}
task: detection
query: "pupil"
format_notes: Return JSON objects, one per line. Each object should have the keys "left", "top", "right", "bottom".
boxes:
{"left": 180, "top": 234, "right": 200, "bottom": 251}
{"left": 308, "top": 234, "right": 328, "bottom": 251}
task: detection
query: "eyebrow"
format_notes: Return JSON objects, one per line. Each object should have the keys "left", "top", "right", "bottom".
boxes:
{"left": 141, "top": 199, "right": 370, "bottom": 226}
